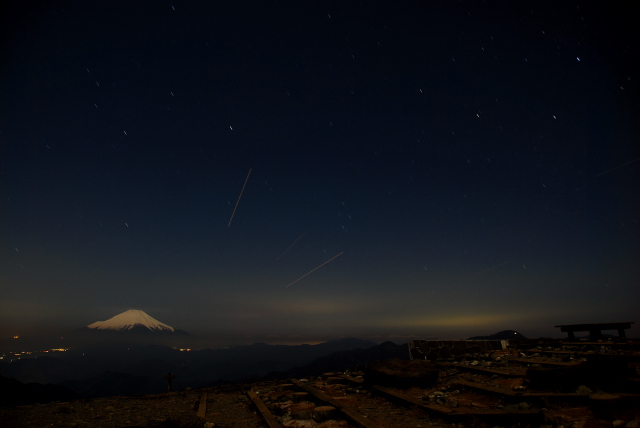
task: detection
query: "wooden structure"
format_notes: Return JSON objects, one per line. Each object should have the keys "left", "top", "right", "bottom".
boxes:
{"left": 246, "top": 390, "right": 280, "bottom": 428}
{"left": 555, "top": 322, "right": 634, "bottom": 340}
{"left": 197, "top": 392, "right": 207, "bottom": 418}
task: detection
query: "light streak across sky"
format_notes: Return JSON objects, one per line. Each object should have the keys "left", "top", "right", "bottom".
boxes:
{"left": 277, "top": 233, "right": 305, "bottom": 260}
{"left": 228, "top": 168, "right": 252, "bottom": 227}
{"left": 285, "top": 252, "right": 345, "bottom": 288}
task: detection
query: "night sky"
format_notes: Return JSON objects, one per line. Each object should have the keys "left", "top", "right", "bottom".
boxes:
{"left": 1, "top": 1, "right": 638, "bottom": 346}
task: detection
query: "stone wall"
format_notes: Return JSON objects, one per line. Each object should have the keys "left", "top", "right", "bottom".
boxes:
{"left": 408, "top": 339, "right": 508, "bottom": 360}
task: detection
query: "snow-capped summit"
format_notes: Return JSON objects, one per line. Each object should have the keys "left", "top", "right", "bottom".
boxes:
{"left": 87, "top": 309, "right": 175, "bottom": 332}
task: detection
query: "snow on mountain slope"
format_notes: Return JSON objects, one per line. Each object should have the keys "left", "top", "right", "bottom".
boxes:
{"left": 87, "top": 309, "right": 175, "bottom": 332}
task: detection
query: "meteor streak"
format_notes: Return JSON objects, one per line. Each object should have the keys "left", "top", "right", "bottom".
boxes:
{"left": 595, "top": 157, "right": 640, "bottom": 177}
{"left": 228, "top": 168, "right": 252, "bottom": 227}
{"left": 466, "top": 260, "right": 510, "bottom": 279}
{"left": 285, "top": 251, "right": 344, "bottom": 288}
{"left": 277, "top": 233, "right": 305, "bottom": 260}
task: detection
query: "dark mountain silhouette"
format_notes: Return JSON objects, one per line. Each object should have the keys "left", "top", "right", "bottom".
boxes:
{"left": 468, "top": 330, "right": 527, "bottom": 340}
{"left": 0, "top": 375, "right": 80, "bottom": 407}
{"left": 0, "top": 356, "right": 79, "bottom": 384}
{"left": 182, "top": 338, "right": 379, "bottom": 384}
{"left": 0, "top": 338, "right": 379, "bottom": 398}
{"left": 79, "top": 326, "right": 191, "bottom": 336}
{"left": 258, "top": 341, "right": 409, "bottom": 381}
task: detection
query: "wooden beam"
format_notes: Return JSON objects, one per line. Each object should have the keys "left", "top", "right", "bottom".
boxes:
{"left": 197, "top": 392, "right": 207, "bottom": 419}
{"left": 510, "top": 358, "right": 581, "bottom": 367}
{"left": 372, "top": 385, "right": 541, "bottom": 417}
{"left": 246, "top": 389, "right": 281, "bottom": 428}
{"left": 341, "top": 374, "right": 364, "bottom": 384}
{"left": 437, "top": 362, "right": 526, "bottom": 377}
{"left": 454, "top": 380, "right": 589, "bottom": 399}
{"left": 372, "top": 385, "right": 453, "bottom": 414}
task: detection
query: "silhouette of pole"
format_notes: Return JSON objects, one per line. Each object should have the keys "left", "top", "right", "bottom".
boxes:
{"left": 163, "top": 373, "right": 176, "bottom": 392}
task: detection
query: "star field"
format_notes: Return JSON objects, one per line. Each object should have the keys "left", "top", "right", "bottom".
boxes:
{"left": 1, "top": 0, "right": 638, "bottom": 346}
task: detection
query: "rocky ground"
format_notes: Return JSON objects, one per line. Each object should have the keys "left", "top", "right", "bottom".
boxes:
{"left": 0, "top": 385, "right": 263, "bottom": 428}
{"left": 1, "top": 340, "right": 639, "bottom": 428}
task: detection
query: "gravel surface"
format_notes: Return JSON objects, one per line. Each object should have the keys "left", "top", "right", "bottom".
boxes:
{"left": 0, "top": 386, "right": 264, "bottom": 428}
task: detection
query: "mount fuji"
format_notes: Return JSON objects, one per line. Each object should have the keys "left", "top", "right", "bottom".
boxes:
{"left": 68, "top": 310, "right": 190, "bottom": 345}
{"left": 88, "top": 309, "right": 176, "bottom": 333}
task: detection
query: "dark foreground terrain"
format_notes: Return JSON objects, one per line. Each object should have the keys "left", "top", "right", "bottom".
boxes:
{"left": 2, "top": 338, "right": 639, "bottom": 428}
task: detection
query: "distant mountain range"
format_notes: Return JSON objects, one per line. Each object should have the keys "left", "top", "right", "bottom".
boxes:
{"left": 0, "top": 375, "right": 80, "bottom": 407}
{"left": 258, "top": 340, "right": 409, "bottom": 382}
{"left": 467, "top": 330, "right": 527, "bottom": 340}
{"left": 0, "top": 338, "right": 378, "bottom": 399}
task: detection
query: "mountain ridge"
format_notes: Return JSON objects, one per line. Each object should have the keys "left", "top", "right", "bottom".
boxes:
{"left": 0, "top": 338, "right": 378, "bottom": 397}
